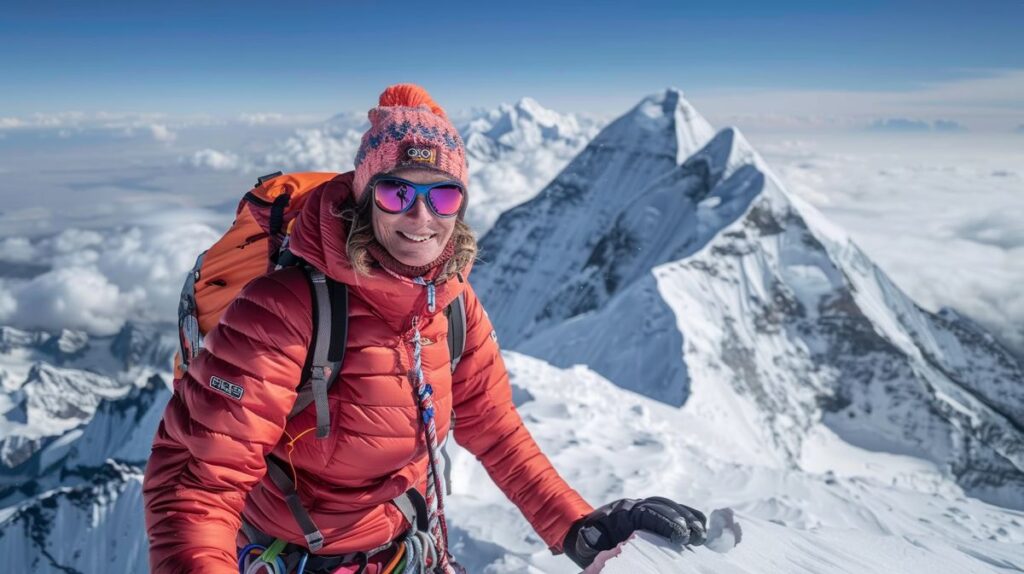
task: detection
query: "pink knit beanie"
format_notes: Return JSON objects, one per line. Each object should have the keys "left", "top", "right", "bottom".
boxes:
{"left": 352, "top": 84, "right": 468, "bottom": 204}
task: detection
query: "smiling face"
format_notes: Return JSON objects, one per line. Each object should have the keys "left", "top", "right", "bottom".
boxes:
{"left": 371, "top": 167, "right": 460, "bottom": 267}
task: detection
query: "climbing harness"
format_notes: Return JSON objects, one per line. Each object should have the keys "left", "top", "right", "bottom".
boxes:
{"left": 237, "top": 525, "right": 458, "bottom": 574}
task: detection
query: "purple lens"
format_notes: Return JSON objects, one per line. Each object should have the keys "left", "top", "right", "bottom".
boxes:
{"left": 374, "top": 180, "right": 415, "bottom": 213}
{"left": 428, "top": 185, "right": 463, "bottom": 216}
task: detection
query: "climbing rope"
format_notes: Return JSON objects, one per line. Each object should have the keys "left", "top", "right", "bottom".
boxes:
{"left": 410, "top": 277, "right": 455, "bottom": 573}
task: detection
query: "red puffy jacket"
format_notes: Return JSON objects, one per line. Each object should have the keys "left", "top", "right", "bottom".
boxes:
{"left": 143, "top": 173, "right": 593, "bottom": 573}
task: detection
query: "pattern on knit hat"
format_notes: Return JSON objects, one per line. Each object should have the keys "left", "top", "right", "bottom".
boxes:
{"left": 353, "top": 117, "right": 463, "bottom": 168}
{"left": 352, "top": 85, "right": 468, "bottom": 203}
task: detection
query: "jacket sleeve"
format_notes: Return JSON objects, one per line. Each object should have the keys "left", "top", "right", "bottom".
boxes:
{"left": 451, "top": 283, "right": 594, "bottom": 552}
{"left": 143, "top": 271, "right": 311, "bottom": 574}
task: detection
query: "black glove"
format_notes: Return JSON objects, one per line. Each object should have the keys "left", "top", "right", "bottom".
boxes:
{"left": 563, "top": 497, "right": 707, "bottom": 569}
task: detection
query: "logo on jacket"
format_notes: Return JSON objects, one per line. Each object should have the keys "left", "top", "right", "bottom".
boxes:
{"left": 210, "top": 376, "right": 244, "bottom": 400}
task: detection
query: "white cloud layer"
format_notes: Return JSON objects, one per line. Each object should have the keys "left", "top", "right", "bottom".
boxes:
{"left": 868, "top": 118, "right": 967, "bottom": 132}
{"left": 236, "top": 112, "right": 321, "bottom": 126}
{"left": 756, "top": 131, "right": 1024, "bottom": 354}
{"left": 146, "top": 123, "right": 176, "bottom": 142}
{"left": 0, "top": 111, "right": 318, "bottom": 145}
{"left": 0, "top": 223, "right": 220, "bottom": 335}
{"left": 262, "top": 128, "right": 363, "bottom": 172}
{"left": 0, "top": 237, "right": 38, "bottom": 263}
{"left": 0, "top": 112, "right": 188, "bottom": 141}
{"left": 184, "top": 122, "right": 366, "bottom": 174}
{"left": 187, "top": 148, "right": 246, "bottom": 171}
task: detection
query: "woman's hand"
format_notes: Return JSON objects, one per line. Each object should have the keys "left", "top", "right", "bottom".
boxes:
{"left": 563, "top": 496, "right": 707, "bottom": 569}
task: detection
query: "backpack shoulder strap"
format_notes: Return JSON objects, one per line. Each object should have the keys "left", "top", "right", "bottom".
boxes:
{"left": 438, "top": 292, "right": 467, "bottom": 496}
{"left": 289, "top": 267, "right": 348, "bottom": 439}
{"left": 287, "top": 272, "right": 462, "bottom": 441}
{"left": 445, "top": 292, "right": 467, "bottom": 373}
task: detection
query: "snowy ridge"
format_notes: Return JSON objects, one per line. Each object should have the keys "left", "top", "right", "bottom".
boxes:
{"left": 475, "top": 88, "right": 713, "bottom": 345}
{"left": 0, "top": 322, "right": 174, "bottom": 473}
{"left": 0, "top": 369, "right": 168, "bottom": 573}
{"left": 0, "top": 461, "right": 149, "bottom": 574}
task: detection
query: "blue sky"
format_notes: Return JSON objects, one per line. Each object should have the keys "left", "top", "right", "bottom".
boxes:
{"left": 2, "top": 0, "right": 1022, "bottom": 118}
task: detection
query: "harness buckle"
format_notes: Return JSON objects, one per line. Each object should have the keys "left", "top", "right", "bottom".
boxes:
{"left": 304, "top": 531, "right": 325, "bottom": 553}
{"left": 310, "top": 365, "right": 328, "bottom": 382}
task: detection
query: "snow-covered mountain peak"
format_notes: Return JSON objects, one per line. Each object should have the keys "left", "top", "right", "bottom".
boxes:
{"left": 511, "top": 95, "right": 552, "bottom": 118}
{"left": 476, "top": 88, "right": 1024, "bottom": 508}
{"left": 109, "top": 320, "right": 177, "bottom": 372}
{"left": 474, "top": 89, "right": 722, "bottom": 345}
{"left": 591, "top": 87, "right": 716, "bottom": 164}
{"left": 40, "top": 329, "right": 90, "bottom": 364}
{"left": 461, "top": 96, "right": 596, "bottom": 159}
{"left": 475, "top": 129, "right": 683, "bottom": 342}
{"left": 457, "top": 97, "right": 606, "bottom": 235}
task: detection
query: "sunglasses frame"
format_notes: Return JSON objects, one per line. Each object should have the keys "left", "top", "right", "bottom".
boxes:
{"left": 370, "top": 176, "right": 465, "bottom": 218}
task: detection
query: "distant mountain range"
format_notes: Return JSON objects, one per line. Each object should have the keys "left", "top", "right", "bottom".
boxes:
{"left": 0, "top": 323, "right": 173, "bottom": 572}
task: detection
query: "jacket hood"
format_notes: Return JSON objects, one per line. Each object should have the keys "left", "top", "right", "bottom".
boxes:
{"left": 288, "top": 171, "right": 472, "bottom": 333}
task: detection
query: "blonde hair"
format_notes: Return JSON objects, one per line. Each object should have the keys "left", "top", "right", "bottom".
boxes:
{"left": 333, "top": 194, "right": 477, "bottom": 279}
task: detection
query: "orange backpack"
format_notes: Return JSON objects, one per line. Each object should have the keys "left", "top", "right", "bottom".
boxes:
{"left": 173, "top": 171, "right": 340, "bottom": 379}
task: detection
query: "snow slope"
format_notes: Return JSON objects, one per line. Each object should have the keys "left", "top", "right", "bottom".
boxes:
{"left": 445, "top": 353, "right": 1024, "bottom": 574}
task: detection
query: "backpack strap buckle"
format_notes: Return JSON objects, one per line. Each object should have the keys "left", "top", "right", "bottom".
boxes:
{"left": 265, "top": 456, "right": 326, "bottom": 552}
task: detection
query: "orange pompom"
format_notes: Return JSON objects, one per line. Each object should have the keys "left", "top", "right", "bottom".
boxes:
{"left": 378, "top": 83, "right": 447, "bottom": 118}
